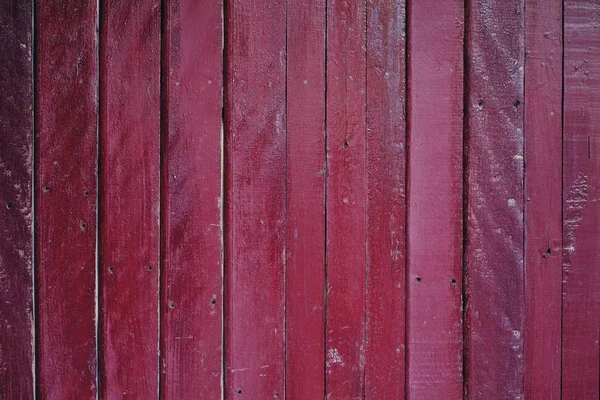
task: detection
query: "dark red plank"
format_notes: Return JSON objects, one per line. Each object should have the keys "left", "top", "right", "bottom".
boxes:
{"left": 100, "top": 1, "right": 161, "bottom": 398}
{"left": 465, "top": 0, "right": 525, "bottom": 398}
{"left": 36, "top": 1, "right": 98, "bottom": 398}
{"left": 523, "top": 1, "right": 562, "bottom": 399}
{"left": 0, "top": 1, "right": 33, "bottom": 398}
{"left": 406, "top": 1, "right": 464, "bottom": 397}
{"left": 325, "top": 0, "right": 367, "bottom": 397}
{"left": 225, "top": 0, "right": 286, "bottom": 398}
{"left": 160, "top": 1, "right": 223, "bottom": 398}
{"left": 562, "top": 1, "right": 600, "bottom": 398}
{"left": 285, "top": 0, "right": 326, "bottom": 398}
{"left": 365, "top": 0, "right": 406, "bottom": 398}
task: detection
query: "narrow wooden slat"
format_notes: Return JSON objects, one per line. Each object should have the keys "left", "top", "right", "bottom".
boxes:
{"left": 365, "top": 0, "right": 406, "bottom": 398}
{"left": 523, "top": 1, "right": 562, "bottom": 398}
{"left": 325, "top": 0, "right": 367, "bottom": 397}
{"left": 285, "top": 0, "right": 326, "bottom": 398}
{"left": 562, "top": 1, "right": 600, "bottom": 397}
{"left": 0, "top": 1, "right": 33, "bottom": 398}
{"left": 36, "top": 1, "right": 97, "bottom": 398}
{"left": 406, "top": 1, "right": 464, "bottom": 398}
{"left": 465, "top": 0, "right": 525, "bottom": 397}
{"left": 100, "top": 1, "right": 161, "bottom": 397}
{"left": 160, "top": 0, "right": 223, "bottom": 398}
{"left": 225, "top": 0, "right": 286, "bottom": 397}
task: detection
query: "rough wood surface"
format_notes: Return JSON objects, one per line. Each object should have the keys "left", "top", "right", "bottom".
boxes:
{"left": 225, "top": 0, "right": 287, "bottom": 398}
{"left": 523, "top": 1, "right": 562, "bottom": 399}
{"left": 0, "top": 1, "right": 33, "bottom": 398}
{"left": 100, "top": 1, "right": 161, "bottom": 398}
{"left": 160, "top": 1, "right": 223, "bottom": 398}
{"left": 325, "top": 0, "right": 367, "bottom": 398}
{"left": 365, "top": 0, "right": 407, "bottom": 398}
{"left": 465, "top": 0, "right": 525, "bottom": 398}
{"left": 285, "top": 0, "right": 326, "bottom": 398}
{"left": 406, "top": 1, "right": 464, "bottom": 398}
{"left": 562, "top": 1, "right": 600, "bottom": 398}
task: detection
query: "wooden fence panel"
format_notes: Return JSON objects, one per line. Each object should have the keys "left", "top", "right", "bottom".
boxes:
{"left": 562, "top": 1, "right": 600, "bottom": 398}
{"left": 0, "top": 1, "right": 33, "bottom": 398}
{"left": 160, "top": 1, "right": 223, "bottom": 398}
{"left": 99, "top": 1, "right": 161, "bottom": 398}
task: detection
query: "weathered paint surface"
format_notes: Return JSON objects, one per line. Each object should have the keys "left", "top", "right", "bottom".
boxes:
{"left": 523, "top": 1, "right": 562, "bottom": 399}
{"left": 326, "top": 0, "right": 367, "bottom": 398}
{"left": 465, "top": 0, "right": 525, "bottom": 398}
{"left": 36, "top": 1, "right": 98, "bottom": 398}
{"left": 365, "top": 0, "right": 406, "bottom": 398}
{"left": 225, "top": 0, "right": 287, "bottom": 398}
{"left": 285, "top": 0, "right": 326, "bottom": 399}
{"left": 100, "top": 0, "right": 161, "bottom": 398}
{"left": 407, "top": 1, "right": 464, "bottom": 398}
{"left": 562, "top": 1, "right": 600, "bottom": 398}
{"left": 160, "top": 1, "right": 223, "bottom": 398}
{"left": 0, "top": 1, "right": 33, "bottom": 398}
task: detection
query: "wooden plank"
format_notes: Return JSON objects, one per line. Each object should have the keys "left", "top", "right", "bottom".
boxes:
{"left": 0, "top": 1, "right": 33, "bottom": 398}
{"left": 160, "top": 1, "right": 223, "bottom": 398}
{"left": 523, "top": 1, "right": 562, "bottom": 399}
{"left": 325, "top": 0, "right": 367, "bottom": 397}
{"left": 224, "top": 0, "right": 286, "bottom": 398}
{"left": 465, "top": 0, "right": 525, "bottom": 397}
{"left": 99, "top": 1, "right": 161, "bottom": 398}
{"left": 35, "top": 1, "right": 98, "bottom": 398}
{"left": 285, "top": 0, "right": 326, "bottom": 398}
{"left": 562, "top": 1, "right": 600, "bottom": 398}
{"left": 406, "top": 1, "right": 464, "bottom": 398}
{"left": 365, "top": 0, "right": 406, "bottom": 398}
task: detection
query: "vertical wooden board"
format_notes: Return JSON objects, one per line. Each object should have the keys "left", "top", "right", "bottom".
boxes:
{"left": 225, "top": 0, "right": 286, "bottom": 398}
{"left": 465, "top": 0, "right": 525, "bottom": 398}
{"left": 365, "top": 0, "right": 406, "bottom": 398}
{"left": 406, "top": 1, "right": 463, "bottom": 398}
{"left": 562, "top": 1, "right": 600, "bottom": 398}
{"left": 523, "top": 1, "right": 562, "bottom": 399}
{"left": 100, "top": 1, "right": 160, "bottom": 398}
{"left": 161, "top": 0, "right": 223, "bottom": 398}
{"left": 285, "top": 0, "right": 326, "bottom": 398}
{"left": 36, "top": 1, "right": 98, "bottom": 398}
{"left": 325, "top": 0, "right": 367, "bottom": 398}
{"left": 0, "top": 1, "right": 33, "bottom": 398}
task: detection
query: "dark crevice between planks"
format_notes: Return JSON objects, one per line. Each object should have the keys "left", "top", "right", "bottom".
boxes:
{"left": 158, "top": 0, "right": 166, "bottom": 398}
{"left": 323, "top": 1, "right": 329, "bottom": 399}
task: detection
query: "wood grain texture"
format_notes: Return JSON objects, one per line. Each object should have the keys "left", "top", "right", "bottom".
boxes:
{"left": 562, "top": 1, "right": 600, "bottom": 398}
{"left": 523, "top": 1, "right": 562, "bottom": 399}
{"left": 0, "top": 1, "right": 33, "bottom": 398}
{"left": 36, "top": 1, "right": 98, "bottom": 399}
{"left": 365, "top": 0, "right": 406, "bottom": 398}
{"left": 100, "top": 1, "right": 161, "bottom": 398}
{"left": 285, "top": 0, "right": 326, "bottom": 398}
{"left": 160, "top": 1, "right": 223, "bottom": 398}
{"left": 224, "top": 0, "right": 286, "bottom": 398}
{"left": 325, "top": 1, "right": 367, "bottom": 398}
{"left": 465, "top": 0, "right": 525, "bottom": 398}
{"left": 406, "top": 1, "right": 464, "bottom": 398}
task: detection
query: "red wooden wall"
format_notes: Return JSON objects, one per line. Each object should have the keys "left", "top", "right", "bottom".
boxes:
{"left": 0, "top": 0, "right": 598, "bottom": 399}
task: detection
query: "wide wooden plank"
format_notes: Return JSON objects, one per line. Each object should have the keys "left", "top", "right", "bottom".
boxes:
{"left": 325, "top": 0, "right": 367, "bottom": 397}
{"left": 224, "top": 0, "right": 286, "bottom": 398}
{"left": 36, "top": 1, "right": 98, "bottom": 398}
{"left": 160, "top": 1, "right": 223, "bottom": 398}
{"left": 562, "top": 1, "right": 600, "bottom": 398}
{"left": 365, "top": 0, "right": 406, "bottom": 398}
{"left": 285, "top": 0, "right": 326, "bottom": 398}
{"left": 465, "top": 0, "right": 525, "bottom": 397}
{"left": 0, "top": 1, "right": 33, "bottom": 398}
{"left": 99, "top": 1, "right": 161, "bottom": 397}
{"left": 406, "top": 1, "right": 464, "bottom": 398}
{"left": 523, "top": 1, "right": 562, "bottom": 399}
